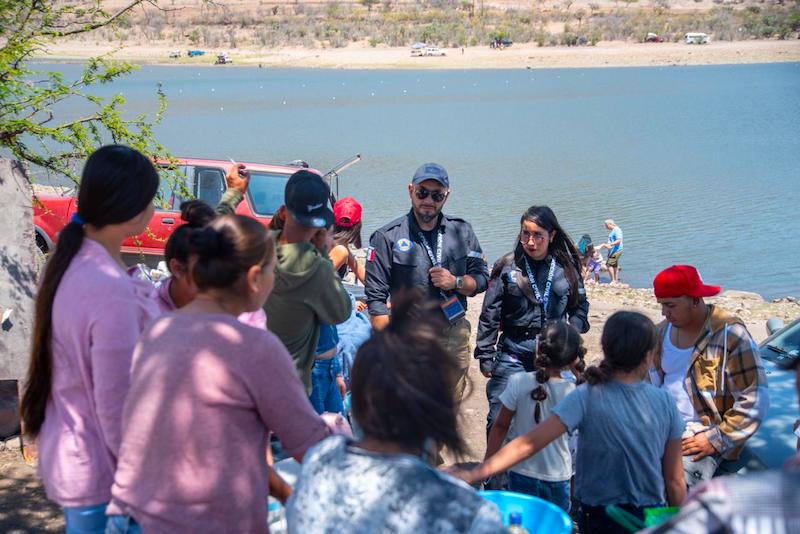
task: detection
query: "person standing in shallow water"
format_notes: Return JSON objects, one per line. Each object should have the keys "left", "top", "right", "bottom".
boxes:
{"left": 597, "top": 218, "right": 623, "bottom": 284}
{"left": 365, "top": 163, "right": 489, "bottom": 400}
{"left": 475, "top": 206, "right": 589, "bottom": 436}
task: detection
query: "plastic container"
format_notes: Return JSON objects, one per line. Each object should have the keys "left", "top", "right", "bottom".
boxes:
{"left": 478, "top": 490, "right": 572, "bottom": 534}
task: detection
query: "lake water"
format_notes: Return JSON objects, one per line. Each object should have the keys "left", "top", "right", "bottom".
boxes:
{"left": 34, "top": 62, "right": 800, "bottom": 298}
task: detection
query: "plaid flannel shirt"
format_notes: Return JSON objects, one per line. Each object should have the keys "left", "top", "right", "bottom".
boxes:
{"left": 650, "top": 305, "right": 769, "bottom": 459}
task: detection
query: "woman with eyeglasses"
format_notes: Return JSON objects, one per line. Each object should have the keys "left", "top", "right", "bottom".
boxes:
{"left": 475, "top": 205, "right": 590, "bottom": 476}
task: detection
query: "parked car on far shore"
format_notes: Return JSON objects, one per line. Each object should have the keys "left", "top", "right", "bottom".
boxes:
{"left": 684, "top": 32, "right": 710, "bottom": 44}
{"left": 424, "top": 47, "right": 446, "bottom": 57}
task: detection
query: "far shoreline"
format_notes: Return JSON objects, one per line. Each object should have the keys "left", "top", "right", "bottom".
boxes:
{"left": 33, "top": 39, "right": 800, "bottom": 70}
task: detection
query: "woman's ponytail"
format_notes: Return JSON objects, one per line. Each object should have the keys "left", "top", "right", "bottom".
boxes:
{"left": 21, "top": 222, "right": 85, "bottom": 436}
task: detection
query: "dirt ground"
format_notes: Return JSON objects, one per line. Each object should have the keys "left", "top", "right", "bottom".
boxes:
{"left": 1, "top": 284, "right": 796, "bottom": 532}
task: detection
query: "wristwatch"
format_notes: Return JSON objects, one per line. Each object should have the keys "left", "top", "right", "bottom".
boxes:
{"left": 455, "top": 276, "right": 464, "bottom": 290}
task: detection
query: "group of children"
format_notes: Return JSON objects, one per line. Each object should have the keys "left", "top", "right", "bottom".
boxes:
{"left": 457, "top": 312, "right": 686, "bottom": 533}
{"left": 23, "top": 144, "right": 689, "bottom": 534}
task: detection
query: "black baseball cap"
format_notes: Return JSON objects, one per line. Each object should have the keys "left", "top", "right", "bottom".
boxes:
{"left": 412, "top": 163, "right": 449, "bottom": 189}
{"left": 284, "top": 170, "right": 335, "bottom": 228}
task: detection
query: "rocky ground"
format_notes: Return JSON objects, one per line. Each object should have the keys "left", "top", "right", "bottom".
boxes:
{"left": 1, "top": 284, "right": 797, "bottom": 532}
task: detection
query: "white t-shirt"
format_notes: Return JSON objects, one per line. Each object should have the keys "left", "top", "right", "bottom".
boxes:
{"left": 661, "top": 323, "right": 701, "bottom": 427}
{"left": 499, "top": 372, "right": 574, "bottom": 482}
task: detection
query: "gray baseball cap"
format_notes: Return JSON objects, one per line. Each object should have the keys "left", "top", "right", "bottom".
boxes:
{"left": 412, "top": 163, "right": 449, "bottom": 189}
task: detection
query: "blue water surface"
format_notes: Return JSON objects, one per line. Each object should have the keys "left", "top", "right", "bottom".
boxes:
{"left": 31, "top": 62, "right": 800, "bottom": 298}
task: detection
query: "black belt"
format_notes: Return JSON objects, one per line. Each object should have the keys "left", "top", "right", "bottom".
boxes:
{"left": 503, "top": 325, "right": 539, "bottom": 340}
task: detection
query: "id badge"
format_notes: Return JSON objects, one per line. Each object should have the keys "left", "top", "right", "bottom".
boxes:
{"left": 440, "top": 295, "right": 466, "bottom": 323}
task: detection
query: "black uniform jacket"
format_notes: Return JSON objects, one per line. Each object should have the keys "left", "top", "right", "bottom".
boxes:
{"left": 474, "top": 252, "right": 590, "bottom": 365}
{"left": 365, "top": 210, "right": 489, "bottom": 316}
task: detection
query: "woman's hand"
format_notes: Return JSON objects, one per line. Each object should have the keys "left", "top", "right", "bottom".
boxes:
{"left": 336, "top": 375, "right": 347, "bottom": 400}
{"left": 355, "top": 300, "right": 368, "bottom": 313}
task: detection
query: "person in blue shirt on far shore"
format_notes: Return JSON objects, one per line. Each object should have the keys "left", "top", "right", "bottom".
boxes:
{"left": 597, "top": 219, "right": 623, "bottom": 284}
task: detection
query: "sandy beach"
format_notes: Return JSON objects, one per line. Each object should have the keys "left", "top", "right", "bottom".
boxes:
{"left": 37, "top": 39, "right": 800, "bottom": 69}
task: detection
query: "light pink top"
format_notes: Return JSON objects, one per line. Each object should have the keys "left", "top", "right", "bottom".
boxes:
{"left": 107, "top": 312, "right": 330, "bottom": 533}
{"left": 155, "top": 278, "right": 268, "bottom": 330}
{"left": 37, "top": 239, "right": 161, "bottom": 507}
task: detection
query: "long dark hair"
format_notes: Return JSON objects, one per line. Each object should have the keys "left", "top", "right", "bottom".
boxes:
{"left": 333, "top": 221, "right": 362, "bottom": 249}
{"left": 21, "top": 145, "right": 159, "bottom": 437}
{"left": 164, "top": 200, "right": 216, "bottom": 269}
{"left": 585, "top": 311, "right": 657, "bottom": 386}
{"left": 531, "top": 321, "right": 586, "bottom": 423}
{"left": 189, "top": 214, "right": 274, "bottom": 291}
{"left": 350, "top": 291, "right": 467, "bottom": 459}
{"left": 516, "top": 205, "right": 582, "bottom": 308}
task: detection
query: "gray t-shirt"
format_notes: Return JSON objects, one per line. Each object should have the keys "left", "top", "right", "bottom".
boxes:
{"left": 286, "top": 435, "right": 503, "bottom": 533}
{"left": 553, "top": 380, "right": 683, "bottom": 507}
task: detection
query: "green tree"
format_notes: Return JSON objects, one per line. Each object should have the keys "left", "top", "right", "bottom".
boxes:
{"left": 0, "top": 0, "right": 170, "bottom": 184}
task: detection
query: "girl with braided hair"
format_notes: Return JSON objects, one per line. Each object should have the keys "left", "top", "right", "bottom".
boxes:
{"left": 483, "top": 320, "right": 586, "bottom": 512}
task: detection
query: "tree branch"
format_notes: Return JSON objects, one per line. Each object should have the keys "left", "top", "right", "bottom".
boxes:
{"left": 40, "top": 0, "right": 146, "bottom": 37}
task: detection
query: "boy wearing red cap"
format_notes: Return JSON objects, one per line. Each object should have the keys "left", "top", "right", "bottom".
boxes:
{"left": 650, "top": 265, "right": 768, "bottom": 488}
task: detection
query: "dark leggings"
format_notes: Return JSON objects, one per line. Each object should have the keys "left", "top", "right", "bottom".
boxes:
{"left": 578, "top": 503, "right": 652, "bottom": 534}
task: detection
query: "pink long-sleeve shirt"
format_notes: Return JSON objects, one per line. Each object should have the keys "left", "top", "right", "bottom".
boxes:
{"left": 154, "top": 278, "right": 268, "bottom": 330}
{"left": 37, "top": 238, "right": 161, "bottom": 507}
{"left": 107, "top": 312, "right": 330, "bottom": 533}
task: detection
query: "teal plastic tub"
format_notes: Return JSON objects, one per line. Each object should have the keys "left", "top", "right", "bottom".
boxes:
{"left": 478, "top": 490, "right": 572, "bottom": 534}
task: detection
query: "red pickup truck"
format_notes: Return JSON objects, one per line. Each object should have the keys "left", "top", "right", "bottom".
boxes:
{"left": 34, "top": 158, "right": 316, "bottom": 264}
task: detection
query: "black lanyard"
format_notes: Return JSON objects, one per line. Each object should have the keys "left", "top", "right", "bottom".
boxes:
{"left": 524, "top": 257, "right": 556, "bottom": 315}
{"left": 417, "top": 228, "right": 443, "bottom": 268}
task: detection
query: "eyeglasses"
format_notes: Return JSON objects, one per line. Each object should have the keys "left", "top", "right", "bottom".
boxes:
{"left": 414, "top": 187, "right": 446, "bottom": 203}
{"left": 519, "top": 230, "right": 549, "bottom": 244}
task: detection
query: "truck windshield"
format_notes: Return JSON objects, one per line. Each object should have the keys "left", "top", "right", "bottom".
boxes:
{"left": 247, "top": 172, "right": 291, "bottom": 216}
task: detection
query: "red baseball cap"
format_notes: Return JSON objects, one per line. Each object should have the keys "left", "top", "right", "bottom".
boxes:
{"left": 333, "top": 197, "right": 362, "bottom": 227}
{"left": 653, "top": 265, "right": 721, "bottom": 299}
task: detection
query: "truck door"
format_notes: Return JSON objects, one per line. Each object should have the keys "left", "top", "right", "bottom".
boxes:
{"left": 122, "top": 165, "right": 192, "bottom": 260}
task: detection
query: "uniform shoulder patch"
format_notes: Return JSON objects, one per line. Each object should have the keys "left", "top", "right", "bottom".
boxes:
{"left": 366, "top": 246, "right": 376, "bottom": 262}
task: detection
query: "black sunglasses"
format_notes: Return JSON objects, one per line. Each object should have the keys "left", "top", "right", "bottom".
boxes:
{"left": 415, "top": 187, "right": 446, "bottom": 202}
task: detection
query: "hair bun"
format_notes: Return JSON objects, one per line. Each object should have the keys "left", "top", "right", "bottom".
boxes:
{"left": 180, "top": 200, "right": 216, "bottom": 228}
{"left": 189, "top": 226, "right": 234, "bottom": 259}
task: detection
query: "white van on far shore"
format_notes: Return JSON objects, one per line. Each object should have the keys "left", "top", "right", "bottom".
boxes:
{"left": 684, "top": 32, "right": 710, "bottom": 44}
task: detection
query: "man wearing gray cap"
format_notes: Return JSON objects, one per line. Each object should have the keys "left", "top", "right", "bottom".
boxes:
{"left": 365, "top": 163, "right": 489, "bottom": 399}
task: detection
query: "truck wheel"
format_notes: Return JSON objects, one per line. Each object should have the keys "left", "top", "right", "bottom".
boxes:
{"left": 35, "top": 233, "right": 49, "bottom": 272}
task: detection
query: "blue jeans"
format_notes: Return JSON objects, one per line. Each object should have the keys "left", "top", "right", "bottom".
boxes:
{"left": 509, "top": 471, "right": 571, "bottom": 513}
{"left": 105, "top": 515, "right": 143, "bottom": 534}
{"left": 64, "top": 503, "right": 107, "bottom": 534}
{"left": 309, "top": 357, "right": 343, "bottom": 414}
{"left": 485, "top": 354, "right": 534, "bottom": 435}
